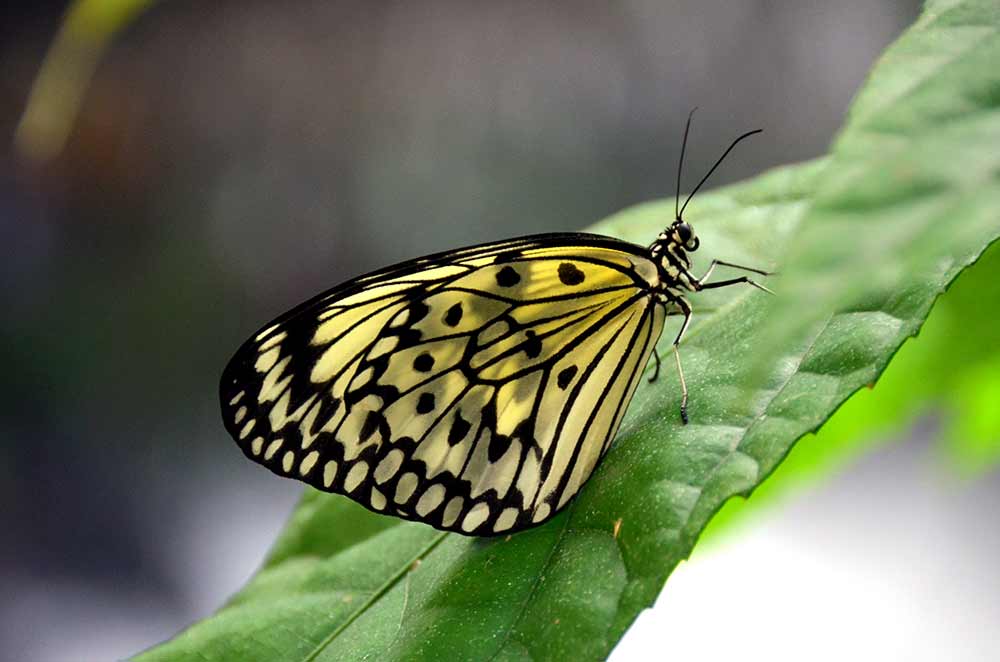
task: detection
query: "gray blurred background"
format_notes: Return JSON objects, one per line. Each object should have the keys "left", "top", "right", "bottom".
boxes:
{"left": 7, "top": 1, "right": 979, "bottom": 660}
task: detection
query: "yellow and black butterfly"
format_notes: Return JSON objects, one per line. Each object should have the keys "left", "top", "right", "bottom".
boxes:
{"left": 220, "top": 116, "right": 771, "bottom": 536}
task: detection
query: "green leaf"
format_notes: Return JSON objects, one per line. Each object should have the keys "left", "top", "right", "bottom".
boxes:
{"left": 137, "top": 1, "right": 1000, "bottom": 659}
{"left": 702, "top": 237, "right": 1000, "bottom": 544}
{"left": 697, "top": 0, "right": 1000, "bottom": 532}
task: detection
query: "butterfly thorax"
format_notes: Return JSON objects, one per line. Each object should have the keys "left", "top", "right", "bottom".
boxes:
{"left": 648, "top": 222, "right": 700, "bottom": 301}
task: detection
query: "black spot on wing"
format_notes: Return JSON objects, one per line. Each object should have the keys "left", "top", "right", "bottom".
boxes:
{"left": 407, "top": 300, "right": 429, "bottom": 324}
{"left": 310, "top": 397, "right": 341, "bottom": 434}
{"left": 523, "top": 330, "right": 542, "bottom": 359}
{"left": 557, "top": 262, "right": 585, "bottom": 286}
{"left": 448, "top": 411, "right": 471, "bottom": 446}
{"left": 495, "top": 266, "right": 521, "bottom": 287}
{"left": 378, "top": 384, "right": 400, "bottom": 405}
{"left": 416, "top": 392, "right": 436, "bottom": 414}
{"left": 444, "top": 303, "right": 463, "bottom": 327}
{"left": 487, "top": 432, "right": 512, "bottom": 463}
{"left": 556, "top": 365, "right": 577, "bottom": 390}
{"left": 413, "top": 352, "right": 435, "bottom": 372}
{"left": 359, "top": 411, "right": 385, "bottom": 442}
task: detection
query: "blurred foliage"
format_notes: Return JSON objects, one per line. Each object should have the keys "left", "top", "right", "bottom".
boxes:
{"left": 26, "top": 0, "right": 981, "bottom": 658}
{"left": 698, "top": 0, "right": 1000, "bottom": 541}
{"left": 704, "top": 236, "right": 1000, "bottom": 542}
{"left": 15, "top": 0, "right": 158, "bottom": 163}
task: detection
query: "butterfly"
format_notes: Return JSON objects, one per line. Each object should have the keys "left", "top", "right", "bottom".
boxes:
{"left": 220, "top": 114, "right": 771, "bottom": 536}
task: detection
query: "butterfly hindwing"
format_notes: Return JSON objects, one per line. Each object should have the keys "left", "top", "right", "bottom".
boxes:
{"left": 221, "top": 233, "right": 664, "bottom": 535}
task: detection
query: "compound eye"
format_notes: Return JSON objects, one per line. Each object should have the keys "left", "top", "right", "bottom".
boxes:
{"left": 675, "top": 223, "right": 692, "bottom": 243}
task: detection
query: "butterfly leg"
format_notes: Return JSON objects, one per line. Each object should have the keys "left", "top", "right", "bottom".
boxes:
{"left": 649, "top": 347, "right": 661, "bottom": 383}
{"left": 673, "top": 346, "right": 689, "bottom": 425}
{"left": 648, "top": 304, "right": 687, "bottom": 383}
{"left": 672, "top": 298, "right": 693, "bottom": 424}
{"left": 698, "top": 259, "right": 772, "bottom": 285}
{"left": 697, "top": 275, "right": 774, "bottom": 295}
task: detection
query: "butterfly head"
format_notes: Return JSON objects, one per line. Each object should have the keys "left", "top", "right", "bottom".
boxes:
{"left": 648, "top": 219, "right": 699, "bottom": 282}
{"left": 670, "top": 219, "right": 700, "bottom": 252}
{"left": 649, "top": 220, "right": 699, "bottom": 257}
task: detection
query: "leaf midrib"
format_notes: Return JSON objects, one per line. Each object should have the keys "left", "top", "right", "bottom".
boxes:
{"left": 301, "top": 530, "right": 448, "bottom": 662}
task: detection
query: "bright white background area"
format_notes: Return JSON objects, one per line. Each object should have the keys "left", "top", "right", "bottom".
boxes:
{"left": 612, "top": 427, "right": 1000, "bottom": 661}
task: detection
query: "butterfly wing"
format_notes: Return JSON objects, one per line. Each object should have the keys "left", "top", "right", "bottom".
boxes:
{"left": 221, "top": 233, "right": 665, "bottom": 535}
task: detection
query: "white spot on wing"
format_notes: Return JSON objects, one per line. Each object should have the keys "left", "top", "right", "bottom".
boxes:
{"left": 255, "top": 324, "right": 279, "bottom": 342}
{"left": 299, "top": 398, "right": 325, "bottom": 449}
{"left": 461, "top": 502, "right": 490, "bottom": 533}
{"left": 395, "top": 473, "right": 419, "bottom": 503}
{"left": 351, "top": 366, "right": 374, "bottom": 390}
{"left": 369, "top": 336, "right": 399, "bottom": 359}
{"left": 255, "top": 347, "right": 280, "bottom": 373}
{"left": 374, "top": 449, "right": 404, "bottom": 484}
{"left": 390, "top": 308, "right": 410, "bottom": 327}
{"left": 269, "top": 392, "right": 316, "bottom": 432}
{"left": 282, "top": 450, "right": 295, "bottom": 473}
{"left": 344, "top": 462, "right": 369, "bottom": 492}
{"left": 257, "top": 331, "right": 287, "bottom": 352}
{"left": 299, "top": 450, "right": 319, "bottom": 476}
{"left": 516, "top": 452, "right": 541, "bottom": 506}
{"left": 250, "top": 437, "right": 264, "bottom": 456}
{"left": 323, "top": 460, "right": 338, "bottom": 488}
{"left": 415, "top": 484, "right": 446, "bottom": 517}
{"left": 264, "top": 438, "right": 283, "bottom": 461}
{"left": 370, "top": 488, "right": 387, "bottom": 511}
{"left": 478, "top": 320, "right": 509, "bottom": 346}
{"left": 441, "top": 496, "right": 464, "bottom": 527}
{"left": 494, "top": 507, "right": 519, "bottom": 532}
{"left": 259, "top": 356, "right": 292, "bottom": 402}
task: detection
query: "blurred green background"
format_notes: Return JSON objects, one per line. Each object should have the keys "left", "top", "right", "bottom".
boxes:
{"left": 9, "top": 2, "right": 999, "bottom": 661}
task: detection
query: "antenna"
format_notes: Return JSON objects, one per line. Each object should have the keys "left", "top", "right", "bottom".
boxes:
{"left": 675, "top": 108, "right": 698, "bottom": 221}
{"left": 677, "top": 127, "right": 762, "bottom": 221}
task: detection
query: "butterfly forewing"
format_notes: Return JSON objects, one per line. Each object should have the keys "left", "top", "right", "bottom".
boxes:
{"left": 221, "top": 234, "right": 664, "bottom": 535}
